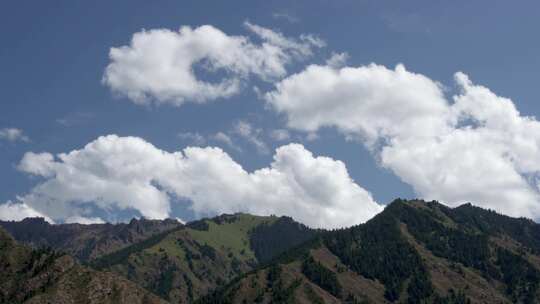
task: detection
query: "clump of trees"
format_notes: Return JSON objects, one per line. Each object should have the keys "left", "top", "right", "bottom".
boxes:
{"left": 301, "top": 256, "right": 342, "bottom": 297}
{"left": 249, "top": 217, "right": 316, "bottom": 263}
{"left": 496, "top": 248, "right": 540, "bottom": 303}
{"left": 397, "top": 202, "right": 492, "bottom": 271}
{"left": 324, "top": 200, "right": 433, "bottom": 302}
{"left": 400, "top": 199, "right": 540, "bottom": 302}
{"left": 434, "top": 289, "right": 471, "bottom": 304}
{"left": 443, "top": 202, "right": 540, "bottom": 254}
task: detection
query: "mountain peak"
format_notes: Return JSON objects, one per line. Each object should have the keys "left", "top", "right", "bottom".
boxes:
{"left": 5, "top": 201, "right": 540, "bottom": 303}
{"left": 198, "top": 200, "right": 540, "bottom": 304}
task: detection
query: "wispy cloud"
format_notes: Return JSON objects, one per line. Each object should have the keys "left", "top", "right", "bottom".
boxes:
{"left": 177, "top": 130, "right": 242, "bottom": 152}
{"left": 178, "top": 132, "right": 207, "bottom": 146}
{"left": 233, "top": 120, "right": 269, "bottom": 154}
{"left": 56, "top": 112, "right": 94, "bottom": 127}
{"left": 212, "top": 132, "right": 242, "bottom": 151}
{"left": 0, "top": 128, "right": 29, "bottom": 143}
{"left": 270, "top": 129, "right": 290, "bottom": 141}
{"left": 381, "top": 12, "right": 432, "bottom": 34}
{"left": 272, "top": 12, "right": 299, "bottom": 23}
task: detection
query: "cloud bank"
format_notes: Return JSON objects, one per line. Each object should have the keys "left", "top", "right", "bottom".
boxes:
{"left": 266, "top": 63, "right": 540, "bottom": 218}
{"left": 103, "top": 22, "right": 324, "bottom": 106}
{"left": 0, "top": 201, "right": 52, "bottom": 223}
{"left": 4, "top": 135, "right": 382, "bottom": 228}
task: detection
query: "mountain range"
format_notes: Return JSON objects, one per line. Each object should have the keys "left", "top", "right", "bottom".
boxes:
{"left": 2, "top": 199, "right": 540, "bottom": 303}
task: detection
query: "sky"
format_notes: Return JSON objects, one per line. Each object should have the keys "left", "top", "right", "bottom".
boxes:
{"left": 1, "top": 0, "right": 540, "bottom": 228}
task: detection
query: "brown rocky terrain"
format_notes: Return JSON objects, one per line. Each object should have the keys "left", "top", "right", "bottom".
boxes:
{"left": 0, "top": 217, "right": 181, "bottom": 261}
{"left": 0, "top": 226, "right": 166, "bottom": 304}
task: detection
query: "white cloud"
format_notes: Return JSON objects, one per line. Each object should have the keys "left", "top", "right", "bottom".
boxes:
{"left": 212, "top": 131, "right": 233, "bottom": 145}
{"left": 233, "top": 120, "right": 269, "bottom": 154}
{"left": 103, "top": 23, "right": 324, "bottom": 106}
{"left": 244, "top": 22, "right": 325, "bottom": 56}
{"left": 178, "top": 132, "right": 207, "bottom": 146}
{"left": 178, "top": 131, "right": 242, "bottom": 152}
{"left": 266, "top": 63, "right": 540, "bottom": 219}
{"left": 12, "top": 135, "right": 382, "bottom": 228}
{"left": 65, "top": 216, "right": 105, "bottom": 225}
{"left": 175, "top": 217, "right": 186, "bottom": 225}
{"left": 0, "top": 201, "right": 53, "bottom": 223}
{"left": 270, "top": 129, "right": 291, "bottom": 141}
{"left": 56, "top": 112, "right": 94, "bottom": 127}
{"left": 325, "top": 52, "right": 349, "bottom": 68}
{"left": 266, "top": 64, "right": 450, "bottom": 146}
{"left": 212, "top": 132, "right": 240, "bottom": 151}
{"left": 18, "top": 152, "right": 56, "bottom": 177}
{"left": 0, "top": 128, "right": 29, "bottom": 143}
{"left": 305, "top": 132, "right": 319, "bottom": 142}
{"left": 272, "top": 12, "right": 299, "bottom": 23}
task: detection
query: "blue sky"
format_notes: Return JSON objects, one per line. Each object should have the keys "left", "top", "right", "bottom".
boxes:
{"left": 1, "top": 0, "right": 540, "bottom": 227}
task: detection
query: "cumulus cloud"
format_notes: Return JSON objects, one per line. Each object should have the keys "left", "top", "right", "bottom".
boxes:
{"left": 0, "top": 201, "right": 53, "bottom": 223}
{"left": 18, "top": 152, "right": 56, "bottom": 177}
{"left": 266, "top": 63, "right": 540, "bottom": 218}
{"left": 0, "top": 128, "right": 29, "bottom": 143}
{"left": 9, "top": 135, "right": 382, "bottom": 228}
{"left": 266, "top": 64, "right": 450, "bottom": 146}
{"left": 103, "top": 22, "right": 324, "bottom": 106}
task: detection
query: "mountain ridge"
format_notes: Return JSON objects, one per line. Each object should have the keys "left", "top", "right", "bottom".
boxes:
{"left": 0, "top": 216, "right": 182, "bottom": 261}
{"left": 89, "top": 213, "right": 317, "bottom": 303}
{"left": 0, "top": 226, "right": 166, "bottom": 304}
{"left": 196, "top": 199, "right": 540, "bottom": 304}
{"left": 4, "top": 200, "right": 540, "bottom": 303}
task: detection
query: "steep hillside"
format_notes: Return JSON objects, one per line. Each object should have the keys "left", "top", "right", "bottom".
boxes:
{"left": 198, "top": 200, "right": 540, "bottom": 304}
{"left": 0, "top": 217, "right": 181, "bottom": 261}
{"left": 0, "top": 227, "right": 166, "bottom": 304}
{"left": 7, "top": 200, "right": 540, "bottom": 303}
{"left": 90, "top": 213, "right": 316, "bottom": 303}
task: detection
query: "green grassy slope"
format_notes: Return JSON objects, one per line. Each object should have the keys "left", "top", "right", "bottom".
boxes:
{"left": 90, "top": 213, "right": 315, "bottom": 303}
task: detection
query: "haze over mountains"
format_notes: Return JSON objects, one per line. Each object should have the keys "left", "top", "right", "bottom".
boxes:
{"left": 3, "top": 199, "right": 540, "bottom": 303}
